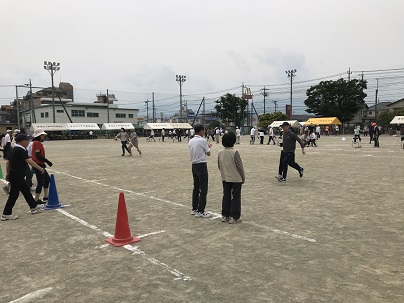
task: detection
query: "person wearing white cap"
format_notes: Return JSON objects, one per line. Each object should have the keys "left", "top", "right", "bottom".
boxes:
{"left": 31, "top": 128, "right": 53, "bottom": 204}
{"left": 3, "top": 129, "right": 12, "bottom": 160}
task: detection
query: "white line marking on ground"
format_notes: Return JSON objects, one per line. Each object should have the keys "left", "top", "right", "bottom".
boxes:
{"left": 57, "top": 209, "right": 191, "bottom": 281}
{"left": 94, "top": 244, "right": 110, "bottom": 249}
{"left": 8, "top": 287, "right": 53, "bottom": 303}
{"left": 138, "top": 230, "right": 166, "bottom": 238}
{"left": 49, "top": 169, "right": 317, "bottom": 243}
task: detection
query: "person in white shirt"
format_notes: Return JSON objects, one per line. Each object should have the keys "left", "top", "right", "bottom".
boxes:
{"left": 189, "top": 124, "right": 212, "bottom": 218}
{"left": 235, "top": 127, "right": 241, "bottom": 144}
{"left": 310, "top": 132, "right": 317, "bottom": 147}
{"left": 3, "top": 130, "right": 12, "bottom": 159}
{"left": 250, "top": 127, "right": 256, "bottom": 145}
{"left": 215, "top": 127, "right": 220, "bottom": 143}
{"left": 147, "top": 129, "right": 156, "bottom": 142}
{"left": 161, "top": 128, "right": 166, "bottom": 142}
{"left": 189, "top": 128, "right": 195, "bottom": 139}
{"left": 315, "top": 125, "right": 321, "bottom": 139}
{"left": 258, "top": 130, "right": 265, "bottom": 144}
{"left": 267, "top": 126, "right": 276, "bottom": 145}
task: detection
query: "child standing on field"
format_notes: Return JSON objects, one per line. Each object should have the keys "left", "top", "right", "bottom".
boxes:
{"left": 218, "top": 132, "right": 245, "bottom": 224}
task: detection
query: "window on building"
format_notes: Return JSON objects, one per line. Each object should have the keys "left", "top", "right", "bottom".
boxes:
{"left": 57, "top": 110, "right": 64, "bottom": 113}
{"left": 41, "top": 112, "right": 49, "bottom": 118}
{"left": 369, "top": 111, "right": 373, "bottom": 115}
{"left": 116, "top": 113, "right": 126, "bottom": 118}
{"left": 71, "top": 110, "right": 85, "bottom": 117}
{"left": 87, "top": 112, "right": 99, "bottom": 118}
{"left": 129, "top": 114, "right": 133, "bottom": 118}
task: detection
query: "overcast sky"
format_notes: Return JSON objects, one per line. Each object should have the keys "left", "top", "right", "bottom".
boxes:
{"left": 1, "top": 0, "right": 403, "bottom": 116}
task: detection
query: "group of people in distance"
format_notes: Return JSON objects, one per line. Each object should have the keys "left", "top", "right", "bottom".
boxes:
{"left": 115, "top": 128, "right": 142, "bottom": 156}
{"left": 189, "top": 122, "right": 305, "bottom": 223}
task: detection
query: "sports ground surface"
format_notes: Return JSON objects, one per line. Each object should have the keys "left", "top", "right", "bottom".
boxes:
{"left": 0, "top": 134, "right": 403, "bottom": 302}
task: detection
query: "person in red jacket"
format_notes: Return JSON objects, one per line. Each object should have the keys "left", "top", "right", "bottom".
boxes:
{"left": 31, "top": 129, "right": 53, "bottom": 204}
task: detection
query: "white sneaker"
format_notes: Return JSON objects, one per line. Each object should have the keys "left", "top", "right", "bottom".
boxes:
{"left": 191, "top": 210, "right": 197, "bottom": 215}
{"left": 2, "top": 185, "right": 10, "bottom": 195}
{"left": 31, "top": 205, "right": 44, "bottom": 214}
{"left": 229, "top": 217, "right": 242, "bottom": 224}
{"left": 276, "top": 174, "right": 282, "bottom": 181}
{"left": 221, "top": 216, "right": 229, "bottom": 222}
{"left": 195, "top": 211, "right": 211, "bottom": 218}
{"left": 1, "top": 214, "right": 18, "bottom": 221}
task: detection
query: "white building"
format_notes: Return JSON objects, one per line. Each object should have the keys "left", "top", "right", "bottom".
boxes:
{"left": 21, "top": 101, "right": 138, "bottom": 131}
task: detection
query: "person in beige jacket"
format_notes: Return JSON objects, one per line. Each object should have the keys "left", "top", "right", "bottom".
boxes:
{"left": 217, "top": 132, "right": 245, "bottom": 224}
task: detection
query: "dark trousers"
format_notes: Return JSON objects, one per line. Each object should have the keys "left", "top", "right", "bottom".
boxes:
{"left": 354, "top": 134, "right": 362, "bottom": 142}
{"left": 33, "top": 164, "right": 50, "bottom": 194}
{"left": 260, "top": 136, "right": 264, "bottom": 144}
{"left": 267, "top": 136, "right": 276, "bottom": 144}
{"left": 221, "top": 182, "right": 242, "bottom": 220}
{"left": 162, "top": 135, "right": 165, "bottom": 142}
{"left": 121, "top": 141, "right": 131, "bottom": 154}
{"left": 3, "top": 142, "right": 11, "bottom": 159}
{"left": 192, "top": 163, "right": 208, "bottom": 213}
{"left": 3, "top": 173, "right": 37, "bottom": 215}
{"left": 26, "top": 166, "right": 33, "bottom": 187}
{"left": 278, "top": 151, "right": 301, "bottom": 179}
{"left": 374, "top": 136, "right": 379, "bottom": 147}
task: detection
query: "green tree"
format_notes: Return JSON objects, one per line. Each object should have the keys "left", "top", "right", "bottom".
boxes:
{"left": 377, "top": 109, "right": 404, "bottom": 128}
{"left": 304, "top": 78, "right": 367, "bottom": 123}
{"left": 215, "top": 93, "right": 248, "bottom": 126}
{"left": 258, "top": 112, "right": 287, "bottom": 128}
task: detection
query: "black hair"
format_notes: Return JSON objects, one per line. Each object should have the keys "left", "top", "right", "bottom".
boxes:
{"left": 121, "top": 128, "right": 125, "bottom": 131}
{"left": 194, "top": 124, "right": 204, "bottom": 133}
{"left": 222, "top": 132, "right": 236, "bottom": 147}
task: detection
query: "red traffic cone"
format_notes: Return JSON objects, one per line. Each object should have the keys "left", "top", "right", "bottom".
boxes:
{"left": 105, "top": 192, "right": 140, "bottom": 247}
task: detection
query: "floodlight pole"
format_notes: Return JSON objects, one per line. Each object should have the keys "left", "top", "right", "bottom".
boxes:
{"left": 176, "top": 75, "right": 186, "bottom": 123}
{"left": 44, "top": 61, "right": 60, "bottom": 123}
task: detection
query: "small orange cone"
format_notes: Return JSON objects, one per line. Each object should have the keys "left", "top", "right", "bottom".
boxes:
{"left": 105, "top": 192, "right": 140, "bottom": 247}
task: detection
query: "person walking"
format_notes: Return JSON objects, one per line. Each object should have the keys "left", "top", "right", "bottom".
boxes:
{"left": 258, "top": 129, "right": 265, "bottom": 144}
{"left": 363, "top": 125, "right": 368, "bottom": 137}
{"left": 235, "top": 127, "right": 241, "bottom": 144}
{"left": 354, "top": 125, "right": 362, "bottom": 143}
{"left": 373, "top": 123, "right": 381, "bottom": 147}
{"left": 115, "top": 128, "right": 132, "bottom": 156}
{"left": 128, "top": 129, "right": 142, "bottom": 156}
{"left": 267, "top": 126, "right": 276, "bottom": 145}
{"left": 1, "top": 134, "right": 45, "bottom": 221}
{"left": 3, "top": 129, "right": 12, "bottom": 159}
{"left": 189, "top": 124, "right": 212, "bottom": 218}
{"left": 368, "top": 123, "right": 374, "bottom": 144}
{"left": 315, "top": 125, "right": 321, "bottom": 139}
{"left": 250, "top": 127, "right": 256, "bottom": 145}
{"left": 31, "top": 128, "right": 53, "bottom": 204}
{"left": 218, "top": 132, "right": 245, "bottom": 224}
{"left": 215, "top": 127, "right": 220, "bottom": 144}
{"left": 277, "top": 122, "right": 305, "bottom": 183}
{"left": 161, "top": 128, "right": 166, "bottom": 142}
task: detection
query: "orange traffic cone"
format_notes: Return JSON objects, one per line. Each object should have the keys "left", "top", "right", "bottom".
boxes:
{"left": 105, "top": 192, "right": 140, "bottom": 247}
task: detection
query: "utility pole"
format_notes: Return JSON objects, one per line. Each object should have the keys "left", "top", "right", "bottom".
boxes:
{"left": 176, "top": 75, "right": 186, "bottom": 122}
{"left": 347, "top": 67, "right": 352, "bottom": 81}
{"left": 285, "top": 69, "right": 297, "bottom": 117}
{"left": 29, "top": 79, "right": 36, "bottom": 124}
{"left": 202, "top": 97, "right": 205, "bottom": 125}
{"left": 15, "top": 86, "right": 20, "bottom": 130}
{"left": 273, "top": 100, "right": 278, "bottom": 112}
{"left": 375, "top": 79, "right": 379, "bottom": 122}
{"left": 145, "top": 99, "right": 150, "bottom": 123}
{"left": 152, "top": 92, "right": 155, "bottom": 123}
{"left": 261, "top": 86, "right": 269, "bottom": 114}
{"left": 106, "top": 89, "right": 110, "bottom": 123}
{"left": 360, "top": 71, "right": 364, "bottom": 81}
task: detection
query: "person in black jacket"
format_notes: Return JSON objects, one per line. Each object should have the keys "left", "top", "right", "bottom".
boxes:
{"left": 373, "top": 123, "right": 381, "bottom": 147}
{"left": 1, "top": 134, "right": 45, "bottom": 221}
{"left": 277, "top": 122, "right": 306, "bottom": 183}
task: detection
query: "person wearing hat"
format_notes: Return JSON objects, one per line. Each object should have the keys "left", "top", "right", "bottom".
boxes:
{"left": 3, "top": 129, "right": 12, "bottom": 160}
{"left": 1, "top": 134, "right": 45, "bottom": 221}
{"left": 31, "top": 128, "right": 53, "bottom": 204}
{"left": 277, "top": 122, "right": 305, "bottom": 183}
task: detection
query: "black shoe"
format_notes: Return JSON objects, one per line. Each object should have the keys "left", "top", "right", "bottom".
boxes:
{"left": 43, "top": 197, "right": 48, "bottom": 201}
{"left": 299, "top": 167, "right": 304, "bottom": 178}
{"left": 121, "top": 154, "right": 125, "bottom": 156}
{"left": 36, "top": 199, "right": 45, "bottom": 205}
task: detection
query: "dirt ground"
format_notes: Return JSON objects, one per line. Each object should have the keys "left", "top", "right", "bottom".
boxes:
{"left": 0, "top": 134, "right": 403, "bottom": 303}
